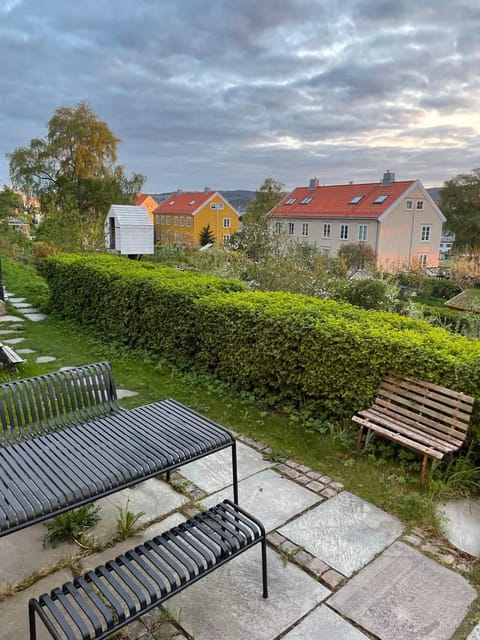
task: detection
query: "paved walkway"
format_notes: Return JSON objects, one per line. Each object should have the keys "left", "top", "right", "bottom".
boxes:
{"left": 0, "top": 292, "right": 479, "bottom": 639}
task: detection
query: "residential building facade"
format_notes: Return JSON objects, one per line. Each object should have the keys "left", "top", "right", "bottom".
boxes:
{"left": 152, "top": 190, "right": 239, "bottom": 246}
{"left": 135, "top": 193, "right": 159, "bottom": 224}
{"left": 268, "top": 172, "right": 446, "bottom": 269}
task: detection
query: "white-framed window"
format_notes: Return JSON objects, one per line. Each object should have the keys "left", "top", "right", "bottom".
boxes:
{"left": 155, "top": 215, "right": 160, "bottom": 225}
{"left": 302, "top": 223, "right": 309, "bottom": 237}
{"left": 180, "top": 216, "right": 185, "bottom": 227}
{"left": 300, "top": 196, "right": 313, "bottom": 204}
{"left": 323, "top": 223, "right": 331, "bottom": 239}
{"left": 186, "top": 217, "right": 191, "bottom": 228}
{"left": 288, "top": 222, "right": 295, "bottom": 236}
{"left": 349, "top": 195, "right": 363, "bottom": 204}
{"left": 166, "top": 215, "right": 171, "bottom": 225}
{"left": 160, "top": 215, "right": 165, "bottom": 225}
{"left": 358, "top": 224, "right": 368, "bottom": 242}
{"left": 223, "top": 217, "right": 231, "bottom": 228}
{"left": 210, "top": 203, "right": 216, "bottom": 209}
{"left": 274, "top": 221, "right": 282, "bottom": 233}
{"left": 222, "top": 234, "right": 231, "bottom": 242}
{"left": 340, "top": 224, "right": 349, "bottom": 240}
{"left": 421, "top": 225, "right": 431, "bottom": 241}
{"left": 217, "top": 203, "right": 224, "bottom": 210}
{"left": 174, "top": 216, "right": 178, "bottom": 226}
{"left": 416, "top": 200, "right": 424, "bottom": 211}
{"left": 419, "top": 254, "right": 428, "bottom": 268}
{"left": 405, "top": 199, "right": 414, "bottom": 211}
{"left": 285, "top": 197, "right": 296, "bottom": 205}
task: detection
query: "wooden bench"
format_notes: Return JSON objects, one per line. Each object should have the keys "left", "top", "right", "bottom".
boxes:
{"left": 0, "top": 342, "right": 25, "bottom": 372}
{"left": 0, "top": 362, "right": 238, "bottom": 536}
{"left": 352, "top": 371, "right": 475, "bottom": 485}
{"left": 29, "top": 500, "right": 268, "bottom": 640}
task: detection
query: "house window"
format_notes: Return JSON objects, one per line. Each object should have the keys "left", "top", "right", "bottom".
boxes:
{"left": 302, "top": 223, "right": 309, "bottom": 237}
{"left": 223, "top": 217, "right": 231, "bottom": 228}
{"left": 405, "top": 199, "right": 414, "bottom": 211}
{"left": 180, "top": 216, "right": 185, "bottom": 227}
{"left": 217, "top": 203, "right": 224, "bottom": 210}
{"left": 288, "top": 222, "right": 295, "bottom": 236}
{"left": 155, "top": 215, "right": 160, "bottom": 225}
{"left": 222, "top": 234, "right": 231, "bottom": 242}
{"left": 419, "top": 254, "right": 428, "bottom": 268}
{"left": 416, "top": 200, "right": 424, "bottom": 211}
{"left": 323, "top": 223, "right": 331, "bottom": 239}
{"left": 358, "top": 224, "right": 368, "bottom": 242}
{"left": 421, "top": 225, "right": 431, "bottom": 241}
{"left": 174, "top": 216, "right": 178, "bottom": 226}
{"left": 166, "top": 215, "right": 171, "bottom": 225}
{"left": 285, "top": 197, "right": 297, "bottom": 205}
{"left": 300, "top": 196, "right": 313, "bottom": 204}
{"left": 210, "top": 203, "right": 216, "bottom": 209}
{"left": 186, "top": 217, "right": 192, "bottom": 228}
{"left": 340, "top": 224, "right": 349, "bottom": 240}
{"left": 160, "top": 215, "right": 165, "bottom": 225}
{"left": 349, "top": 195, "right": 364, "bottom": 204}
{"left": 274, "top": 221, "right": 282, "bottom": 233}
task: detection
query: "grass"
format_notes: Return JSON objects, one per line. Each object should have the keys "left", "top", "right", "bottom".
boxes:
{"left": 446, "top": 289, "right": 480, "bottom": 311}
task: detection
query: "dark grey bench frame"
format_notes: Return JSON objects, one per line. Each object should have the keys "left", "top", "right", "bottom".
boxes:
{"left": 0, "top": 362, "right": 238, "bottom": 537}
{"left": 29, "top": 500, "right": 268, "bottom": 640}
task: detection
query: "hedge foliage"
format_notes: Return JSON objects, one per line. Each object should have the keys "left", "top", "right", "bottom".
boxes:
{"left": 43, "top": 254, "right": 480, "bottom": 427}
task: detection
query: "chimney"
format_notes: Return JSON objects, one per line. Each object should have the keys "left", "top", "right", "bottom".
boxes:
{"left": 204, "top": 186, "right": 211, "bottom": 193}
{"left": 381, "top": 170, "right": 395, "bottom": 186}
{"left": 309, "top": 177, "right": 320, "bottom": 190}
{"left": 176, "top": 188, "right": 184, "bottom": 194}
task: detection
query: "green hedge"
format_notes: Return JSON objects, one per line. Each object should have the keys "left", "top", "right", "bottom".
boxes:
{"left": 43, "top": 254, "right": 480, "bottom": 428}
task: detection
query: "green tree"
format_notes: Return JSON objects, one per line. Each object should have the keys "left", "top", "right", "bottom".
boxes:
{"left": 199, "top": 223, "right": 215, "bottom": 246}
{"left": 233, "top": 177, "right": 285, "bottom": 260}
{"left": 0, "top": 185, "right": 23, "bottom": 221}
{"left": 440, "top": 168, "right": 480, "bottom": 262}
{"left": 338, "top": 242, "right": 377, "bottom": 276}
{"left": 7, "top": 101, "right": 145, "bottom": 250}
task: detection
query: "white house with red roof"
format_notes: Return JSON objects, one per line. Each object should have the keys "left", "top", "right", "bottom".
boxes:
{"left": 268, "top": 172, "right": 446, "bottom": 269}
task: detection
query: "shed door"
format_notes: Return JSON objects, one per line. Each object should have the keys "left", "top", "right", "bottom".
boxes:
{"left": 109, "top": 217, "right": 116, "bottom": 249}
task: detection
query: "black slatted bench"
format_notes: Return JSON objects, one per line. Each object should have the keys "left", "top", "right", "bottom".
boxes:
{"left": 0, "top": 362, "right": 238, "bottom": 536}
{"left": 29, "top": 500, "right": 268, "bottom": 640}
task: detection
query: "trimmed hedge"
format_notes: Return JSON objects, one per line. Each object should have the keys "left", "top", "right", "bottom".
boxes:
{"left": 43, "top": 254, "right": 480, "bottom": 428}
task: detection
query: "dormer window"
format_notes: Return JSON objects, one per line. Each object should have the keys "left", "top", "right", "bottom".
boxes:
{"left": 285, "top": 197, "right": 297, "bottom": 205}
{"left": 300, "top": 196, "right": 313, "bottom": 204}
{"left": 373, "top": 195, "right": 389, "bottom": 204}
{"left": 349, "top": 195, "right": 364, "bottom": 204}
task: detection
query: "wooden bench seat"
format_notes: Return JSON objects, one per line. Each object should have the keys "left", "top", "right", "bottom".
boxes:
{"left": 352, "top": 371, "right": 475, "bottom": 485}
{"left": 29, "top": 500, "right": 268, "bottom": 640}
{"left": 0, "top": 362, "right": 238, "bottom": 536}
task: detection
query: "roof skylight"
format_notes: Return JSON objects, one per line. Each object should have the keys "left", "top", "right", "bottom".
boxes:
{"left": 285, "top": 197, "right": 297, "bottom": 205}
{"left": 349, "top": 195, "right": 364, "bottom": 204}
{"left": 373, "top": 195, "right": 389, "bottom": 204}
{"left": 300, "top": 196, "right": 313, "bottom": 204}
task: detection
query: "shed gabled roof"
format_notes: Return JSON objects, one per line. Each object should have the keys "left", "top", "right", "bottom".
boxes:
{"left": 107, "top": 205, "right": 153, "bottom": 226}
{"left": 269, "top": 180, "right": 417, "bottom": 220}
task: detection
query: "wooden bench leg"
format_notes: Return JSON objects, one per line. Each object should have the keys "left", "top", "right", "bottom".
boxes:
{"left": 356, "top": 425, "right": 365, "bottom": 452}
{"left": 420, "top": 454, "right": 428, "bottom": 488}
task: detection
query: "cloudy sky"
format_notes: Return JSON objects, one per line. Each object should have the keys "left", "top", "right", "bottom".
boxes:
{"left": 1, "top": 0, "right": 479, "bottom": 193}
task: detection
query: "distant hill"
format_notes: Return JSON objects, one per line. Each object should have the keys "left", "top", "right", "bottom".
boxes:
{"left": 150, "top": 190, "right": 256, "bottom": 213}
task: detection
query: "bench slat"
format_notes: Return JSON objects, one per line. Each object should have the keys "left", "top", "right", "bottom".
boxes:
{"left": 29, "top": 501, "right": 268, "bottom": 640}
{"left": 385, "top": 372, "right": 475, "bottom": 407}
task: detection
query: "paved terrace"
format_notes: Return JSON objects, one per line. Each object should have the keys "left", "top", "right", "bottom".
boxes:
{"left": 0, "top": 295, "right": 479, "bottom": 640}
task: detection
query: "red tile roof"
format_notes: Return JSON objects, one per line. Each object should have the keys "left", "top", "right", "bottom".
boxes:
{"left": 270, "top": 180, "right": 416, "bottom": 219}
{"left": 153, "top": 191, "right": 216, "bottom": 215}
{"left": 135, "top": 194, "right": 148, "bottom": 205}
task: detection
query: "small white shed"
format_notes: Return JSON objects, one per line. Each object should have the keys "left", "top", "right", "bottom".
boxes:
{"left": 105, "top": 205, "right": 154, "bottom": 256}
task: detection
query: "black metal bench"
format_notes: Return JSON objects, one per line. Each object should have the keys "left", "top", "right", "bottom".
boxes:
{"left": 29, "top": 500, "right": 268, "bottom": 640}
{"left": 0, "top": 362, "right": 238, "bottom": 536}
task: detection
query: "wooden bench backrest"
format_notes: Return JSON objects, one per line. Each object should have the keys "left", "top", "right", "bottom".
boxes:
{"left": 0, "top": 361, "right": 119, "bottom": 446}
{"left": 374, "top": 371, "right": 474, "bottom": 446}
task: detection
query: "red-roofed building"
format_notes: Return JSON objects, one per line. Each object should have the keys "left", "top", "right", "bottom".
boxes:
{"left": 152, "top": 189, "right": 239, "bottom": 246}
{"left": 268, "top": 172, "right": 446, "bottom": 269}
{"left": 135, "top": 193, "right": 159, "bottom": 223}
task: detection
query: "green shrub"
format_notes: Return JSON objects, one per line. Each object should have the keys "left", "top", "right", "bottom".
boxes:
{"left": 341, "top": 278, "right": 396, "bottom": 310}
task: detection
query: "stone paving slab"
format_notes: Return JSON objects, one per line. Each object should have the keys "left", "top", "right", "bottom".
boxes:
{"left": 25, "top": 312, "right": 48, "bottom": 321}
{"left": 2, "top": 336, "right": 25, "bottom": 344}
{"left": 0, "top": 329, "right": 23, "bottom": 335}
{"left": 9, "top": 301, "right": 34, "bottom": 309}
{"left": 16, "top": 347, "right": 36, "bottom": 354}
{"left": 165, "top": 546, "right": 330, "bottom": 640}
{"left": 0, "top": 315, "right": 24, "bottom": 322}
{"left": 0, "top": 569, "right": 72, "bottom": 640}
{"left": 438, "top": 496, "right": 480, "bottom": 557}
{"left": 282, "top": 605, "right": 369, "bottom": 639}
{"left": 117, "top": 388, "right": 140, "bottom": 399}
{"left": 6, "top": 297, "right": 26, "bottom": 303}
{"left": 180, "top": 440, "right": 274, "bottom": 495}
{"left": 329, "top": 541, "right": 477, "bottom": 640}
{"left": 203, "top": 468, "right": 320, "bottom": 532}
{"left": 36, "top": 355, "right": 57, "bottom": 363}
{"left": 468, "top": 623, "right": 480, "bottom": 639}
{"left": 278, "top": 491, "right": 403, "bottom": 577}
{"left": 93, "top": 478, "right": 188, "bottom": 538}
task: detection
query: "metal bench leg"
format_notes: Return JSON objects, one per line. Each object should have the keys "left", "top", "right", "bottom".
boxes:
{"left": 232, "top": 441, "right": 239, "bottom": 504}
{"left": 28, "top": 601, "right": 37, "bottom": 640}
{"left": 261, "top": 535, "right": 268, "bottom": 598}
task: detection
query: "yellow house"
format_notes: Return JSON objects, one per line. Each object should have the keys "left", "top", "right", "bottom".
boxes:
{"left": 153, "top": 190, "right": 239, "bottom": 246}
{"left": 135, "top": 193, "right": 159, "bottom": 224}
